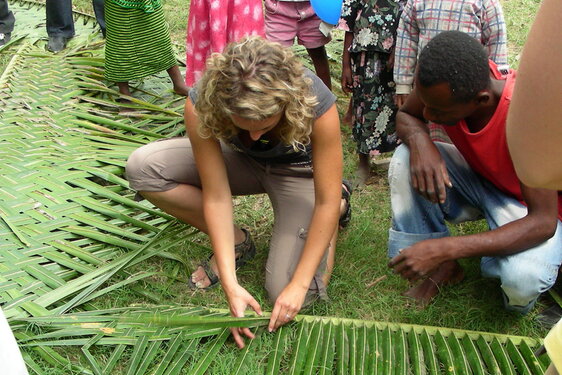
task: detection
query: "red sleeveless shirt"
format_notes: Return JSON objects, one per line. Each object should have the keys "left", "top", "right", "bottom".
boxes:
{"left": 444, "top": 61, "right": 562, "bottom": 220}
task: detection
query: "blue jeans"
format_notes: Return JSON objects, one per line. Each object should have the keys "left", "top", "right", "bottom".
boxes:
{"left": 388, "top": 143, "right": 562, "bottom": 314}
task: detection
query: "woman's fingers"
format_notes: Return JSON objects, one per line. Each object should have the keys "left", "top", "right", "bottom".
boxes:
{"left": 228, "top": 286, "right": 263, "bottom": 348}
{"left": 231, "top": 327, "right": 245, "bottom": 349}
{"left": 268, "top": 304, "right": 282, "bottom": 332}
{"left": 268, "top": 306, "right": 294, "bottom": 332}
{"left": 247, "top": 296, "right": 263, "bottom": 316}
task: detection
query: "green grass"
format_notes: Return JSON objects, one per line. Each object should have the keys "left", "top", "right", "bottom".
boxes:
{"left": 64, "top": 0, "right": 546, "bottom": 337}
{"left": 4, "top": 0, "right": 547, "bottom": 365}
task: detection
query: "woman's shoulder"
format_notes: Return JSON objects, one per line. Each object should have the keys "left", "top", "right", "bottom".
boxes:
{"left": 303, "top": 69, "right": 337, "bottom": 119}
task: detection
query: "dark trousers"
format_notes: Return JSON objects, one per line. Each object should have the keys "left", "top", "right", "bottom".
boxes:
{"left": 46, "top": 0, "right": 105, "bottom": 37}
{"left": 0, "top": 0, "right": 15, "bottom": 34}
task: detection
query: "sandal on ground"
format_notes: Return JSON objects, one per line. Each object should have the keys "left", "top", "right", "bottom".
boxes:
{"left": 188, "top": 228, "right": 256, "bottom": 290}
{"left": 339, "top": 179, "right": 353, "bottom": 229}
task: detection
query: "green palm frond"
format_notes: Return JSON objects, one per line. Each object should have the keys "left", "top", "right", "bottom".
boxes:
{"left": 12, "top": 306, "right": 549, "bottom": 374}
{"left": 0, "top": 0, "right": 189, "bottom": 322}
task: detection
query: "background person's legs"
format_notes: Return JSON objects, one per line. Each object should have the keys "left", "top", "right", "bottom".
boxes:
{"left": 46, "top": 0, "right": 74, "bottom": 51}
{"left": 0, "top": 0, "right": 15, "bottom": 45}
{"left": 91, "top": 0, "right": 105, "bottom": 36}
{"left": 294, "top": 1, "right": 331, "bottom": 89}
{"left": 306, "top": 46, "right": 331, "bottom": 90}
{"left": 46, "top": 0, "right": 74, "bottom": 38}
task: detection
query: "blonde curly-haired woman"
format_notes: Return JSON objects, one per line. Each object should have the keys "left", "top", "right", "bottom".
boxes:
{"left": 126, "top": 37, "right": 351, "bottom": 348}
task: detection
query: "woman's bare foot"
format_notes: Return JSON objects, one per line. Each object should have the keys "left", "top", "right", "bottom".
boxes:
{"left": 403, "top": 260, "right": 465, "bottom": 306}
{"left": 190, "top": 228, "right": 248, "bottom": 289}
{"left": 190, "top": 257, "right": 218, "bottom": 289}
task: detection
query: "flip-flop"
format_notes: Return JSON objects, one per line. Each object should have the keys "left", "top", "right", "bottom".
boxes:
{"left": 339, "top": 179, "right": 353, "bottom": 229}
{"left": 188, "top": 228, "right": 256, "bottom": 290}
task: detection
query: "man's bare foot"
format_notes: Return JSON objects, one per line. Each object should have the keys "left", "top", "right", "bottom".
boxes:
{"left": 403, "top": 260, "right": 465, "bottom": 306}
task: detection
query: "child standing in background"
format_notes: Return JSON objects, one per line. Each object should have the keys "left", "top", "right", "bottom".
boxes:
{"left": 104, "top": 0, "right": 189, "bottom": 98}
{"left": 340, "top": 0, "right": 406, "bottom": 183}
{"left": 185, "top": 0, "right": 265, "bottom": 87}
{"left": 393, "top": 0, "right": 508, "bottom": 142}
{"left": 264, "top": 0, "right": 332, "bottom": 90}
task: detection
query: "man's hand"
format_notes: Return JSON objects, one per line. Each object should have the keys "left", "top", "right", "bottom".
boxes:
{"left": 268, "top": 282, "right": 308, "bottom": 332}
{"left": 388, "top": 238, "right": 452, "bottom": 281}
{"left": 407, "top": 134, "right": 452, "bottom": 203}
{"left": 225, "top": 283, "right": 262, "bottom": 349}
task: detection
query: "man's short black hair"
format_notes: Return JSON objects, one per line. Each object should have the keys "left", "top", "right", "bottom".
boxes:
{"left": 417, "top": 31, "right": 490, "bottom": 103}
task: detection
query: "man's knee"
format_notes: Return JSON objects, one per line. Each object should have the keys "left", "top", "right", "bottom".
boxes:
{"left": 388, "top": 144, "right": 410, "bottom": 185}
{"left": 500, "top": 266, "right": 556, "bottom": 314}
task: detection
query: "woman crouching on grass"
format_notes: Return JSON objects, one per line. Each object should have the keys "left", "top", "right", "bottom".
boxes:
{"left": 126, "top": 37, "right": 351, "bottom": 347}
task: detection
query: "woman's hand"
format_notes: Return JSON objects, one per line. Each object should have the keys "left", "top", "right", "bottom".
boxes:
{"left": 268, "top": 282, "right": 308, "bottom": 332}
{"left": 225, "top": 283, "right": 262, "bottom": 349}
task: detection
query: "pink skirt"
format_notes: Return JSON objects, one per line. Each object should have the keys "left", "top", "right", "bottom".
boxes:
{"left": 185, "top": 0, "right": 265, "bottom": 86}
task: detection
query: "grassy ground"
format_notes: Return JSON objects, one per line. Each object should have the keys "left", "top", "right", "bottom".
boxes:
{"left": 9, "top": 0, "right": 547, "bottom": 340}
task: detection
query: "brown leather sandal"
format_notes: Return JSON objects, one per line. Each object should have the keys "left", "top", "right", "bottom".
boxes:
{"left": 188, "top": 228, "right": 256, "bottom": 290}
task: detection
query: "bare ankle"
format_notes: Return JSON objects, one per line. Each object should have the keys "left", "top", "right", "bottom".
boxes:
{"left": 234, "top": 228, "right": 246, "bottom": 244}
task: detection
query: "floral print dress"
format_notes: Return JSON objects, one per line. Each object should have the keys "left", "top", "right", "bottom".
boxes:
{"left": 340, "top": 0, "right": 405, "bottom": 154}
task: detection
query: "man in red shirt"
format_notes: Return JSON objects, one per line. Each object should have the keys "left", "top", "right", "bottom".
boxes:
{"left": 387, "top": 31, "right": 562, "bottom": 313}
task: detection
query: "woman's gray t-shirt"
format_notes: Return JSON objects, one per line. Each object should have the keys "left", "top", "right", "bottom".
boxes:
{"left": 188, "top": 69, "right": 337, "bottom": 164}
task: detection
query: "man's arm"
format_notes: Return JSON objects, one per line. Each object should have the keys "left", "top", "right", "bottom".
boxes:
{"left": 390, "top": 183, "right": 559, "bottom": 281}
{"left": 397, "top": 89, "right": 452, "bottom": 204}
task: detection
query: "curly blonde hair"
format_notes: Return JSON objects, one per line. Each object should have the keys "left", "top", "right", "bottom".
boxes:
{"left": 194, "top": 37, "right": 319, "bottom": 151}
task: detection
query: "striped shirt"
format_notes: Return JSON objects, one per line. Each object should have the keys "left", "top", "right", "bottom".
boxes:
{"left": 393, "top": 0, "right": 508, "bottom": 95}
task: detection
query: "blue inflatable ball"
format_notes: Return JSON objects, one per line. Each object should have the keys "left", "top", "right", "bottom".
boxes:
{"left": 310, "top": 0, "right": 343, "bottom": 25}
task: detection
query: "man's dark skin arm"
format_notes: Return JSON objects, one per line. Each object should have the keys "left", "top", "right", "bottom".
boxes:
{"left": 395, "top": 89, "right": 452, "bottom": 204}
{"left": 390, "top": 89, "right": 560, "bottom": 281}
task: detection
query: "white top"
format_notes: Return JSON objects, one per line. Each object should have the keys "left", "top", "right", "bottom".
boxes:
{"left": 546, "top": 319, "right": 562, "bottom": 373}
{"left": 0, "top": 308, "right": 29, "bottom": 375}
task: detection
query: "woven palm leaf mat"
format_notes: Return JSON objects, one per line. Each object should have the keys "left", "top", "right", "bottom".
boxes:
{"left": 0, "top": 2, "right": 553, "bottom": 374}
{"left": 0, "top": 0, "right": 191, "bottom": 321}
